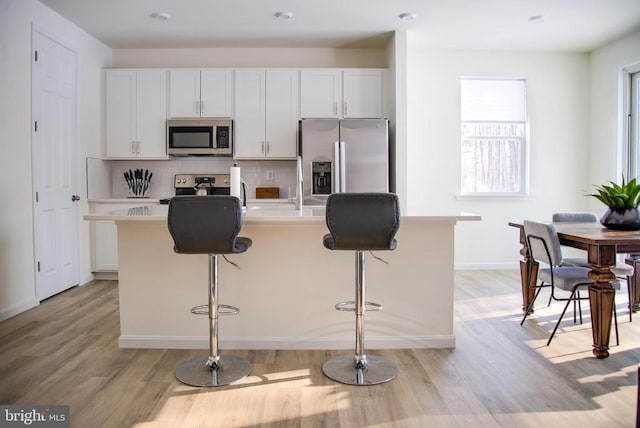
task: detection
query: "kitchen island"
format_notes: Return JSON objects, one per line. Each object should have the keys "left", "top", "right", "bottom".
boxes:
{"left": 84, "top": 203, "right": 481, "bottom": 350}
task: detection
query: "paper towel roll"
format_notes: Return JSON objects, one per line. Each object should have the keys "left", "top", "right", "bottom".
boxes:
{"left": 230, "top": 166, "right": 242, "bottom": 200}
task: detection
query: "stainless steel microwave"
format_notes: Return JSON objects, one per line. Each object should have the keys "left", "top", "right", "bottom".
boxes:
{"left": 167, "top": 119, "right": 233, "bottom": 156}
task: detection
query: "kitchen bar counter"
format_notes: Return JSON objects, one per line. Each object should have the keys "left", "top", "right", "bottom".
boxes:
{"left": 85, "top": 203, "right": 479, "bottom": 224}
{"left": 84, "top": 203, "right": 480, "bottom": 350}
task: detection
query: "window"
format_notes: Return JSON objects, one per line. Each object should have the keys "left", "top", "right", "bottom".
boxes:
{"left": 629, "top": 70, "right": 640, "bottom": 178}
{"left": 460, "top": 78, "right": 528, "bottom": 194}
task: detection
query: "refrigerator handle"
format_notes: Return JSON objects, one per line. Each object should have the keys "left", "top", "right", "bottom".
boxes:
{"left": 339, "top": 141, "right": 346, "bottom": 193}
{"left": 333, "top": 141, "right": 341, "bottom": 193}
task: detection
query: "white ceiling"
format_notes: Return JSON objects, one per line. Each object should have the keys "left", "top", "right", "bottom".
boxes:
{"left": 38, "top": 0, "right": 640, "bottom": 51}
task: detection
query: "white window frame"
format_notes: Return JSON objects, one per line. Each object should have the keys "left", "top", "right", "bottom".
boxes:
{"left": 459, "top": 77, "right": 530, "bottom": 197}
{"left": 624, "top": 63, "right": 640, "bottom": 180}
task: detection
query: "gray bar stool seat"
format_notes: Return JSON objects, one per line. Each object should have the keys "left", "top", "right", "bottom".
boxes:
{"left": 167, "top": 195, "right": 252, "bottom": 387}
{"left": 322, "top": 192, "right": 400, "bottom": 385}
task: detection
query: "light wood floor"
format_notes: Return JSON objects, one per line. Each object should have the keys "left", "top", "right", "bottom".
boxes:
{"left": 1, "top": 270, "right": 639, "bottom": 427}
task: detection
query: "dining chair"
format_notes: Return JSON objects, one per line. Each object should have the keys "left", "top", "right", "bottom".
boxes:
{"left": 521, "top": 220, "right": 620, "bottom": 346}
{"left": 552, "top": 212, "right": 634, "bottom": 321}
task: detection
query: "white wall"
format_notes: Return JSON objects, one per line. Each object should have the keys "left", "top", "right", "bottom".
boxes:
{"left": 388, "top": 31, "right": 408, "bottom": 212}
{"left": 113, "top": 47, "right": 387, "bottom": 69}
{"left": 0, "top": 0, "right": 111, "bottom": 319}
{"left": 405, "top": 36, "right": 591, "bottom": 268}
{"left": 589, "top": 31, "right": 640, "bottom": 210}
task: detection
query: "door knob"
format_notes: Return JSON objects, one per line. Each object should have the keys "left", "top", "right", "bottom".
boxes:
{"left": 71, "top": 195, "right": 81, "bottom": 202}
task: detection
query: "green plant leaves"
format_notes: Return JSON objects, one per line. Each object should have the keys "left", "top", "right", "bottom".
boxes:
{"left": 588, "top": 176, "right": 640, "bottom": 209}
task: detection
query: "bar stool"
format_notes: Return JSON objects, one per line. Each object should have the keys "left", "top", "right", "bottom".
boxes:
{"left": 322, "top": 192, "right": 400, "bottom": 385}
{"left": 167, "top": 195, "right": 252, "bottom": 387}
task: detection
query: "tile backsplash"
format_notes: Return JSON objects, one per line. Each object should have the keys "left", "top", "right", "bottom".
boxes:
{"left": 100, "top": 157, "right": 297, "bottom": 199}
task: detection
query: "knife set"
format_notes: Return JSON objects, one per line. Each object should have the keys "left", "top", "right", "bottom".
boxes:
{"left": 124, "top": 168, "right": 152, "bottom": 197}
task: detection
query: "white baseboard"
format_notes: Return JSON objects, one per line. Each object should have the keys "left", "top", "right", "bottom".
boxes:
{"left": 455, "top": 262, "right": 519, "bottom": 270}
{"left": 0, "top": 298, "right": 39, "bottom": 321}
{"left": 92, "top": 271, "right": 118, "bottom": 281}
{"left": 118, "top": 335, "right": 456, "bottom": 350}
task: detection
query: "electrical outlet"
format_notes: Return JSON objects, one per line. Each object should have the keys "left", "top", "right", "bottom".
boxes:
{"left": 266, "top": 170, "right": 274, "bottom": 180}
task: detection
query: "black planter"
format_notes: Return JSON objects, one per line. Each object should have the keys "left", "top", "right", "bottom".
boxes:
{"left": 600, "top": 208, "right": 640, "bottom": 231}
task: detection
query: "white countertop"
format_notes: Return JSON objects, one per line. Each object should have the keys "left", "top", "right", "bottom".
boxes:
{"left": 88, "top": 198, "right": 163, "bottom": 204}
{"left": 84, "top": 202, "right": 481, "bottom": 225}
{"left": 88, "top": 198, "right": 292, "bottom": 204}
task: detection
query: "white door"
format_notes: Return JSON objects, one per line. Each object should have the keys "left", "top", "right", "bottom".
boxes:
{"left": 32, "top": 30, "right": 79, "bottom": 300}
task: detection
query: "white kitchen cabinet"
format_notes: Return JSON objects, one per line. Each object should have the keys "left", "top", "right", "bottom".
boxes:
{"left": 89, "top": 202, "right": 121, "bottom": 272}
{"left": 106, "top": 69, "right": 168, "bottom": 159}
{"left": 343, "top": 69, "right": 383, "bottom": 118}
{"left": 89, "top": 202, "right": 155, "bottom": 272}
{"left": 300, "top": 69, "right": 342, "bottom": 118}
{"left": 234, "top": 69, "right": 299, "bottom": 159}
{"left": 93, "top": 220, "right": 118, "bottom": 271}
{"left": 300, "top": 69, "right": 384, "bottom": 119}
{"left": 169, "top": 69, "right": 233, "bottom": 118}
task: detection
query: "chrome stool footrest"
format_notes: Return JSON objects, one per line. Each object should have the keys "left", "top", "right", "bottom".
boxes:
{"left": 334, "top": 300, "right": 382, "bottom": 312}
{"left": 190, "top": 304, "right": 240, "bottom": 316}
{"left": 190, "top": 304, "right": 208, "bottom": 315}
{"left": 218, "top": 304, "right": 240, "bottom": 316}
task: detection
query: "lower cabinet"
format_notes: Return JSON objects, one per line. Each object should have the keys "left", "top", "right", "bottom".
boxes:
{"left": 90, "top": 202, "right": 154, "bottom": 272}
{"left": 93, "top": 220, "right": 118, "bottom": 271}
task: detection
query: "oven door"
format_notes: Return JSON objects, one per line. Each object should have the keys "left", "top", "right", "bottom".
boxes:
{"left": 167, "top": 121, "right": 214, "bottom": 156}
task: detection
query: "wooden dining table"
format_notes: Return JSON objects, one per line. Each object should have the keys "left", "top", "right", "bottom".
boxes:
{"left": 509, "top": 221, "right": 640, "bottom": 358}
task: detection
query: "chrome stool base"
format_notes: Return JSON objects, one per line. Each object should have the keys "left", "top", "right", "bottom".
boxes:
{"left": 322, "top": 354, "right": 397, "bottom": 386}
{"left": 175, "top": 355, "right": 252, "bottom": 387}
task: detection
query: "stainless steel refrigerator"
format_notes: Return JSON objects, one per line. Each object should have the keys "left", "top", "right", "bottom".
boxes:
{"left": 299, "top": 118, "right": 391, "bottom": 204}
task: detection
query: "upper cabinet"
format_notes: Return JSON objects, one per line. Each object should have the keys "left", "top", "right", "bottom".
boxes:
{"left": 343, "top": 69, "right": 384, "bottom": 118}
{"left": 105, "top": 69, "right": 168, "bottom": 159}
{"left": 234, "top": 69, "right": 299, "bottom": 159}
{"left": 169, "top": 69, "right": 233, "bottom": 118}
{"left": 300, "top": 69, "right": 342, "bottom": 118}
{"left": 300, "top": 69, "right": 384, "bottom": 119}
{"left": 105, "top": 67, "right": 386, "bottom": 160}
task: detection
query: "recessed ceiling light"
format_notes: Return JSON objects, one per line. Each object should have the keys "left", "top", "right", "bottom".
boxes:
{"left": 274, "top": 11, "right": 293, "bottom": 20}
{"left": 150, "top": 12, "right": 171, "bottom": 21}
{"left": 399, "top": 12, "right": 417, "bottom": 21}
{"left": 528, "top": 15, "right": 545, "bottom": 23}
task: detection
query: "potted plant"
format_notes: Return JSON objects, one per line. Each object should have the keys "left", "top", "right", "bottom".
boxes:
{"left": 589, "top": 176, "right": 640, "bottom": 230}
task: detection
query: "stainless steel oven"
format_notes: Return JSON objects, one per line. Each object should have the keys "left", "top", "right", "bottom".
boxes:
{"left": 173, "top": 174, "right": 231, "bottom": 196}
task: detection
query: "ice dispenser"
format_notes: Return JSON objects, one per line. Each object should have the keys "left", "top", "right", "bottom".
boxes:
{"left": 312, "top": 161, "right": 332, "bottom": 195}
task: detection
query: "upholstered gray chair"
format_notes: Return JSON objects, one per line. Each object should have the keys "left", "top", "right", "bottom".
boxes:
{"left": 551, "top": 212, "right": 599, "bottom": 224}
{"left": 168, "top": 195, "right": 252, "bottom": 387}
{"left": 322, "top": 192, "right": 400, "bottom": 385}
{"left": 553, "top": 212, "right": 633, "bottom": 321}
{"left": 522, "top": 220, "right": 620, "bottom": 346}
